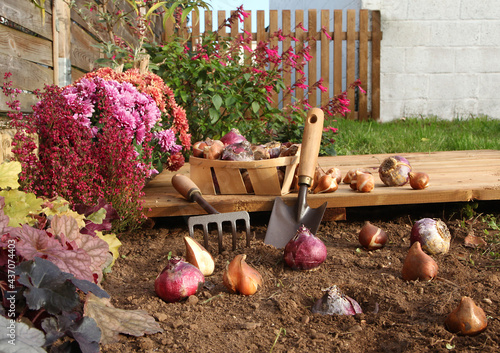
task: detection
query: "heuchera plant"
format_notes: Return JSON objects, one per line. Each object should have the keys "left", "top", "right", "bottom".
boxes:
{"left": 0, "top": 161, "right": 161, "bottom": 351}
{"left": 3, "top": 67, "right": 189, "bottom": 231}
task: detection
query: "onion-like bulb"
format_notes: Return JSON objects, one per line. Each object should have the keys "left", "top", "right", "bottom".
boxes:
{"left": 379, "top": 156, "right": 412, "bottom": 186}
{"left": 401, "top": 242, "right": 438, "bottom": 281}
{"left": 154, "top": 257, "right": 205, "bottom": 303}
{"left": 445, "top": 296, "right": 488, "bottom": 336}
{"left": 284, "top": 225, "right": 327, "bottom": 271}
{"left": 410, "top": 218, "right": 451, "bottom": 255}
{"left": 311, "top": 285, "right": 363, "bottom": 315}
{"left": 409, "top": 172, "right": 430, "bottom": 190}
{"left": 223, "top": 254, "right": 263, "bottom": 295}
{"left": 358, "top": 221, "right": 387, "bottom": 250}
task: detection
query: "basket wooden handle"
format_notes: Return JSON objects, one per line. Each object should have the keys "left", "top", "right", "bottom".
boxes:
{"left": 172, "top": 174, "right": 202, "bottom": 202}
{"left": 297, "top": 108, "right": 325, "bottom": 186}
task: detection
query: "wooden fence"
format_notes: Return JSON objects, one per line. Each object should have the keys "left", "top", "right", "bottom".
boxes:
{"left": 0, "top": 1, "right": 381, "bottom": 162}
{"left": 164, "top": 9, "right": 382, "bottom": 121}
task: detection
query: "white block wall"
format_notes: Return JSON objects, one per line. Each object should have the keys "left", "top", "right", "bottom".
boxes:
{"left": 362, "top": 0, "right": 500, "bottom": 121}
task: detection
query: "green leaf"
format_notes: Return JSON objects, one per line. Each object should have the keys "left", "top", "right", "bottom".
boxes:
{"left": 0, "top": 189, "right": 44, "bottom": 227}
{"left": 251, "top": 101, "right": 260, "bottom": 114}
{"left": 0, "top": 161, "right": 21, "bottom": 189}
{"left": 209, "top": 108, "right": 219, "bottom": 124}
{"left": 211, "top": 94, "right": 223, "bottom": 110}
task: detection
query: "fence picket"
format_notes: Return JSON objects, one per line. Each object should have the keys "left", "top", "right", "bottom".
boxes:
{"left": 308, "top": 9, "right": 318, "bottom": 108}
{"left": 346, "top": 10, "right": 356, "bottom": 119}
{"left": 358, "top": 10, "right": 368, "bottom": 121}
{"left": 321, "top": 10, "right": 330, "bottom": 106}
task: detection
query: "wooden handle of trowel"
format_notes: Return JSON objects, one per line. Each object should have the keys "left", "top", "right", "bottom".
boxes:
{"left": 297, "top": 108, "right": 325, "bottom": 186}
{"left": 172, "top": 174, "right": 219, "bottom": 214}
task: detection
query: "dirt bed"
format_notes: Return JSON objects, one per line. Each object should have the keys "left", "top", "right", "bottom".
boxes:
{"left": 100, "top": 202, "right": 499, "bottom": 353}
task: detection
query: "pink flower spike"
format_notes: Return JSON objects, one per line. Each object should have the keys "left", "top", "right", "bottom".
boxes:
{"left": 318, "top": 84, "right": 328, "bottom": 93}
{"left": 296, "top": 22, "right": 308, "bottom": 32}
{"left": 359, "top": 85, "right": 367, "bottom": 94}
{"left": 321, "top": 26, "right": 332, "bottom": 40}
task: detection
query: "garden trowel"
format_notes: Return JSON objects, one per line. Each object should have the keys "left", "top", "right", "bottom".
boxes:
{"left": 172, "top": 174, "right": 251, "bottom": 253}
{"left": 264, "top": 108, "right": 327, "bottom": 248}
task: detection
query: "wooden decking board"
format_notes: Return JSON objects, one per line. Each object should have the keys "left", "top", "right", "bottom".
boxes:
{"left": 142, "top": 150, "right": 500, "bottom": 218}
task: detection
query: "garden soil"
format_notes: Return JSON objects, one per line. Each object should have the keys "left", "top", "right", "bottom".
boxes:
{"left": 100, "top": 202, "right": 499, "bottom": 353}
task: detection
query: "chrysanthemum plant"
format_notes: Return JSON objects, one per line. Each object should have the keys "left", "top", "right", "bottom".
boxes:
{"left": 3, "top": 66, "right": 189, "bottom": 232}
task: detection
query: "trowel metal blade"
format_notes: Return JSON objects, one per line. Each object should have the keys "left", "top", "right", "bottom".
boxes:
{"left": 264, "top": 197, "right": 327, "bottom": 249}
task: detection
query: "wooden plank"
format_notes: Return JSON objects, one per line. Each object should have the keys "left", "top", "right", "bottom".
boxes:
{"left": 256, "top": 10, "right": 265, "bottom": 42}
{"left": 269, "top": 10, "right": 279, "bottom": 108}
{"left": 204, "top": 10, "right": 212, "bottom": 34}
{"left": 0, "top": 24, "right": 53, "bottom": 66}
{"left": 282, "top": 10, "right": 291, "bottom": 107}
{"left": 191, "top": 11, "right": 200, "bottom": 48}
{"left": 0, "top": 52, "right": 53, "bottom": 92}
{"left": 346, "top": 10, "right": 356, "bottom": 119}
{"left": 244, "top": 11, "right": 252, "bottom": 65}
{"left": 358, "top": 10, "right": 368, "bottom": 121}
{"left": 333, "top": 10, "right": 343, "bottom": 96}
{"left": 70, "top": 21, "right": 100, "bottom": 73}
{"left": 142, "top": 150, "right": 500, "bottom": 217}
{"left": 371, "top": 10, "right": 381, "bottom": 121}
{"left": 295, "top": 10, "right": 305, "bottom": 102}
{"left": 1, "top": 0, "right": 52, "bottom": 39}
{"left": 308, "top": 9, "right": 317, "bottom": 107}
{"left": 320, "top": 10, "right": 330, "bottom": 106}
{"left": 217, "top": 10, "right": 226, "bottom": 37}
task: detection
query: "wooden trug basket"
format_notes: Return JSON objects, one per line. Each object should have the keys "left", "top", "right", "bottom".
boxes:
{"left": 189, "top": 147, "right": 301, "bottom": 196}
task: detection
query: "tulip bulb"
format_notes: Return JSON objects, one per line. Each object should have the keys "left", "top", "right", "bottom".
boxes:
{"left": 192, "top": 141, "right": 207, "bottom": 158}
{"left": 355, "top": 171, "right": 375, "bottom": 192}
{"left": 358, "top": 222, "right": 387, "bottom": 250}
{"left": 408, "top": 172, "right": 430, "bottom": 190}
{"left": 223, "top": 254, "right": 263, "bottom": 295}
{"left": 445, "top": 296, "right": 488, "bottom": 336}
{"left": 313, "top": 174, "right": 338, "bottom": 194}
{"left": 401, "top": 242, "right": 438, "bottom": 281}
{"left": 184, "top": 236, "right": 215, "bottom": 276}
{"left": 325, "top": 167, "right": 342, "bottom": 184}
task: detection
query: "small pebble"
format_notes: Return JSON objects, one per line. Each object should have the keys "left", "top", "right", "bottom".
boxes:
{"left": 156, "top": 313, "right": 168, "bottom": 322}
{"left": 301, "top": 315, "right": 310, "bottom": 324}
{"left": 172, "top": 319, "right": 183, "bottom": 329}
{"left": 186, "top": 295, "right": 199, "bottom": 305}
{"left": 483, "top": 298, "right": 493, "bottom": 305}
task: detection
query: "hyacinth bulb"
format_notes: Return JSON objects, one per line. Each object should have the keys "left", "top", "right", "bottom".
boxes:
{"left": 379, "top": 156, "right": 412, "bottom": 186}
{"left": 284, "top": 225, "right": 327, "bottom": 271}
{"left": 410, "top": 218, "right": 451, "bottom": 255}
{"left": 154, "top": 257, "right": 205, "bottom": 303}
{"left": 311, "top": 285, "right": 363, "bottom": 315}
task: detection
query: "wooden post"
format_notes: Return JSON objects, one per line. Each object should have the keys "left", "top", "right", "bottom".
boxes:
{"left": 371, "top": 10, "right": 381, "bottom": 121}
{"left": 321, "top": 10, "right": 330, "bottom": 106}
{"left": 54, "top": 0, "right": 71, "bottom": 86}
{"left": 308, "top": 9, "right": 317, "bottom": 107}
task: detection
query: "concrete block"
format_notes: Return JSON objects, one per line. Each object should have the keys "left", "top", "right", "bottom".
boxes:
{"left": 408, "top": 0, "right": 460, "bottom": 20}
{"left": 382, "top": 21, "right": 432, "bottom": 47}
{"left": 381, "top": 47, "right": 406, "bottom": 73}
{"left": 402, "top": 99, "right": 429, "bottom": 118}
{"left": 428, "top": 73, "right": 479, "bottom": 100}
{"left": 455, "top": 47, "right": 500, "bottom": 73}
{"left": 429, "top": 21, "right": 481, "bottom": 47}
{"left": 480, "top": 21, "right": 500, "bottom": 46}
{"left": 460, "top": 0, "right": 500, "bottom": 20}
{"left": 478, "top": 74, "right": 500, "bottom": 99}
{"left": 405, "top": 47, "right": 456, "bottom": 74}
{"left": 379, "top": 99, "right": 405, "bottom": 122}
{"left": 477, "top": 99, "right": 500, "bottom": 119}
{"left": 381, "top": 73, "right": 407, "bottom": 100}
